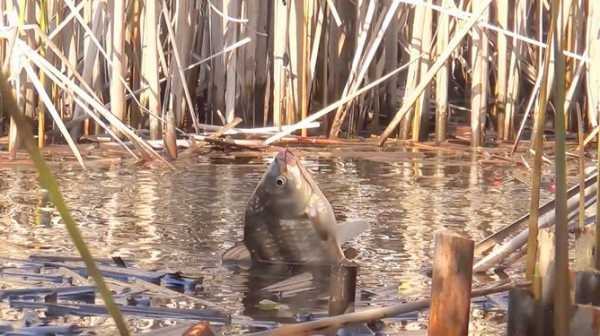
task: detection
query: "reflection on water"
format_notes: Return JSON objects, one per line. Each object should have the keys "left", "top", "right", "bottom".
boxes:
{"left": 0, "top": 148, "right": 557, "bottom": 334}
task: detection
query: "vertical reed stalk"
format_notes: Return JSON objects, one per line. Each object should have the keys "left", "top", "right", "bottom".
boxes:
{"left": 552, "top": 0, "right": 570, "bottom": 332}
{"left": 527, "top": 1, "right": 555, "bottom": 283}
{"left": 37, "top": 0, "right": 49, "bottom": 148}
{"left": 299, "top": 0, "right": 312, "bottom": 136}
{"left": 272, "top": 0, "right": 288, "bottom": 126}
{"left": 574, "top": 106, "right": 586, "bottom": 270}
{"left": 223, "top": 0, "right": 240, "bottom": 123}
{"left": 596, "top": 119, "right": 600, "bottom": 269}
{"left": 141, "top": 0, "right": 161, "bottom": 139}
{"left": 588, "top": 0, "right": 600, "bottom": 128}
{"left": 504, "top": 0, "right": 526, "bottom": 141}
{"left": 435, "top": 0, "right": 450, "bottom": 143}
{"left": 494, "top": 0, "right": 509, "bottom": 140}
{"left": 399, "top": 4, "right": 425, "bottom": 139}
{"left": 470, "top": 1, "right": 489, "bottom": 147}
{"left": 110, "top": 0, "right": 126, "bottom": 137}
{"left": 412, "top": 0, "right": 432, "bottom": 142}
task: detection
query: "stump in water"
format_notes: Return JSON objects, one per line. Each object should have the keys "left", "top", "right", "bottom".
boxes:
{"left": 328, "top": 261, "right": 358, "bottom": 316}
{"left": 428, "top": 230, "right": 474, "bottom": 336}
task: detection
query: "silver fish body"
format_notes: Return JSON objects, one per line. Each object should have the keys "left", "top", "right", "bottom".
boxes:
{"left": 243, "top": 149, "right": 347, "bottom": 265}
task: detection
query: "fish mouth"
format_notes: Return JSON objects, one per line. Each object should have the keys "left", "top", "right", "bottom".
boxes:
{"left": 275, "top": 149, "right": 298, "bottom": 173}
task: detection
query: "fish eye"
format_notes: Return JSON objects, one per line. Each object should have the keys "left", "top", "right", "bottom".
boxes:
{"left": 275, "top": 176, "right": 287, "bottom": 187}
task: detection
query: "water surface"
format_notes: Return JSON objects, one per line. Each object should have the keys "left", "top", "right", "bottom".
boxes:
{"left": 0, "top": 146, "right": 557, "bottom": 334}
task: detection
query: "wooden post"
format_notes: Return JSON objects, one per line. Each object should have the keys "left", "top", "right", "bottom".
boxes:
{"left": 428, "top": 231, "right": 474, "bottom": 336}
{"left": 329, "top": 262, "right": 358, "bottom": 316}
{"left": 506, "top": 288, "right": 536, "bottom": 336}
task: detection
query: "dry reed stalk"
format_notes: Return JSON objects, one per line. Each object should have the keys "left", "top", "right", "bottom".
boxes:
{"left": 527, "top": 14, "right": 555, "bottom": 282}
{"left": 383, "top": 5, "right": 399, "bottom": 131}
{"left": 264, "top": 54, "right": 420, "bottom": 144}
{"left": 470, "top": 1, "right": 489, "bottom": 147}
{"left": 340, "top": 1, "right": 400, "bottom": 137}
{"left": 399, "top": 4, "right": 425, "bottom": 139}
{"left": 551, "top": 0, "right": 570, "bottom": 332}
{"left": 308, "top": 1, "right": 324, "bottom": 97}
{"left": 209, "top": 0, "right": 226, "bottom": 122}
{"left": 141, "top": 0, "right": 161, "bottom": 139}
{"left": 286, "top": 0, "right": 301, "bottom": 125}
{"left": 69, "top": 0, "right": 105, "bottom": 141}
{"left": 255, "top": 1, "right": 269, "bottom": 126}
{"left": 597, "top": 119, "right": 600, "bottom": 269}
{"left": 298, "top": 0, "right": 313, "bottom": 137}
{"left": 378, "top": 0, "right": 492, "bottom": 146}
{"left": 328, "top": 0, "right": 375, "bottom": 137}
{"left": 241, "top": 0, "right": 258, "bottom": 126}
{"left": 171, "top": 0, "right": 195, "bottom": 127}
{"left": 503, "top": 0, "right": 527, "bottom": 141}
{"left": 575, "top": 106, "right": 586, "bottom": 270}
{"left": 412, "top": 0, "right": 433, "bottom": 142}
{"left": 161, "top": 0, "right": 199, "bottom": 132}
{"left": 587, "top": 0, "right": 600, "bottom": 128}
{"left": 434, "top": 0, "right": 450, "bottom": 143}
{"left": 37, "top": 0, "right": 49, "bottom": 148}
{"left": 272, "top": 0, "right": 287, "bottom": 126}
{"left": 493, "top": 0, "right": 509, "bottom": 140}
{"left": 223, "top": 0, "right": 241, "bottom": 123}
{"left": 109, "top": 0, "right": 126, "bottom": 138}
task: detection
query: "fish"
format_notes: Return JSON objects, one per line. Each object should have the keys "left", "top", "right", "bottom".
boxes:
{"left": 224, "top": 149, "right": 368, "bottom": 266}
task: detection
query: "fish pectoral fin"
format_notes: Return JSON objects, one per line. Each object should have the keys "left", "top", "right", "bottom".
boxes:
{"left": 306, "top": 203, "right": 330, "bottom": 241}
{"left": 336, "top": 220, "right": 370, "bottom": 244}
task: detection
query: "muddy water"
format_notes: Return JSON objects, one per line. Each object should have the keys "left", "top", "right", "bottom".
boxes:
{"left": 0, "top": 148, "right": 558, "bottom": 334}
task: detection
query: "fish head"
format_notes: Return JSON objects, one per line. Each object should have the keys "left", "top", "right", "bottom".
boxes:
{"left": 260, "top": 149, "right": 312, "bottom": 217}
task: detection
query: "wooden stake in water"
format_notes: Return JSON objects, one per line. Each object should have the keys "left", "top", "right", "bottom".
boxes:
{"left": 428, "top": 231, "right": 474, "bottom": 336}
{"left": 329, "top": 262, "right": 358, "bottom": 316}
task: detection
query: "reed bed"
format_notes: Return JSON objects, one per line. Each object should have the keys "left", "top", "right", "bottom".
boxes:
{"left": 0, "top": 0, "right": 596, "bottom": 163}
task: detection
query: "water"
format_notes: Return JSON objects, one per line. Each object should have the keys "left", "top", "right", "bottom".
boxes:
{"left": 0, "top": 146, "right": 558, "bottom": 334}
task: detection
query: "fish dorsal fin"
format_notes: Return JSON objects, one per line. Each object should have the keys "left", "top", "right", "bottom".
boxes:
{"left": 336, "top": 220, "right": 370, "bottom": 244}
